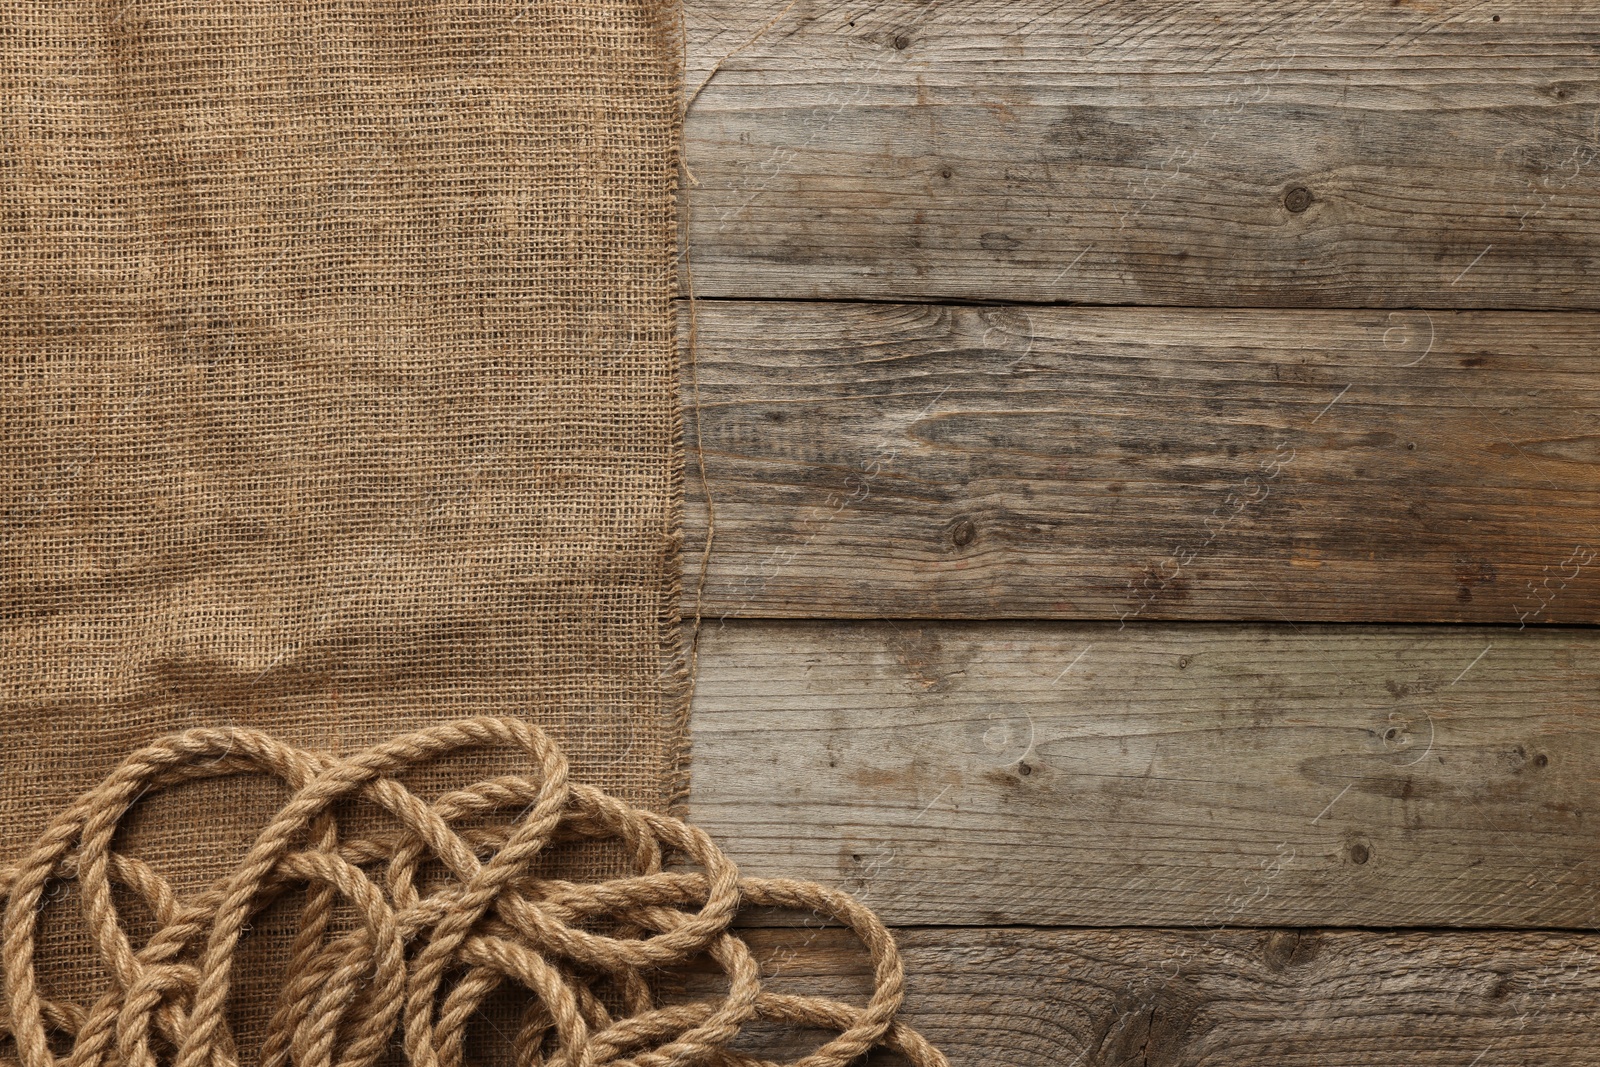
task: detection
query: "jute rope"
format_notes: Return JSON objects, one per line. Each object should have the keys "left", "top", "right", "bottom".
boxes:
{"left": 0, "top": 718, "right": 947, "bottom": 1067}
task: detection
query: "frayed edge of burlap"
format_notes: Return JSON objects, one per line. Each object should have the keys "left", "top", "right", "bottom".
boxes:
{"left": 655, "top": 0, "right": 695, "bottom": 821}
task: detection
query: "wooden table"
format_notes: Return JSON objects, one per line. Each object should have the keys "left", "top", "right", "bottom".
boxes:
{"left": 678, "top": 3, "right": 1600, "bottom": 1061}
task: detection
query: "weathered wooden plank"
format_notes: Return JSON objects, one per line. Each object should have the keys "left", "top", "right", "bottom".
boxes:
{"left": 667, "top": 926, "right": 1600, "bottom": 1066}
{"left": 683, "top": 0, "right": 1600, "bottom": 307}
{"left": 688, "top": 620, "right": 1600, "bottom": 928}
{"left": 683, "top": 302, "right": 1600, "bottom": 623}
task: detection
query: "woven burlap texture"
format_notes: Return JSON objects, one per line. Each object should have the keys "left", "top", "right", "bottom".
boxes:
{"left": 2, "top": 0, "right": 688, "bottom": 1057}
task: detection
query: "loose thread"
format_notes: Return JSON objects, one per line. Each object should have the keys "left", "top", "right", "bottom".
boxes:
{"left": 683, "top": 0, "right": 801, "bottom": 119}
{"left": 678, "top": 0, "right": 805, "bottom": 705}
{"left": 678, "top": 0, "right": 718, "bottom": 730}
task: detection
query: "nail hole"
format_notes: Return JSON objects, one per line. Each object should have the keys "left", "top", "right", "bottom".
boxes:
{"left": 1534, "top": 753, "right": 1549, "bottom": 768}
{"left": 1349, "top": 843, "right": 1371, "bottom": 865}
{"left": 1017, "top": 762, "right": 1033, "bottom": 776}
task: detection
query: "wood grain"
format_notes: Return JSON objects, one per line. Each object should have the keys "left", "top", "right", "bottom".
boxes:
{"left": 688, "top": 620, "right": 1600, "bottom": 928}
{"left": 667, "top": 925, "right": 1600, "bottom": 1065}
{"left": 683, "top": 0, "right": 1600, "bottom": 307}
{"left": 683, "top": 301, "right": 1600, "bottom": 623}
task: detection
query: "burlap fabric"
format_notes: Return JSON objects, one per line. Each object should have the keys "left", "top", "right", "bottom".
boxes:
{"left": 1, "top": 0, "right": 686, "bottom": 1055}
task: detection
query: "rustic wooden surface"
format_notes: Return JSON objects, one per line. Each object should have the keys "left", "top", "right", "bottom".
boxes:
{"left": 682, "top": 302, "right": 1600, "bottom": 623}
{"left": 678, "top": 1, "right": 1600, "bottom": 1061}
{"left": 682, "top": 0, "right": 1600, "bottom": 307}
{"left": 689, "top": 620, "right": 1600, "bottom": 929}
{"left": 668, "top": 927, "right": 1600, "bottom": 1065}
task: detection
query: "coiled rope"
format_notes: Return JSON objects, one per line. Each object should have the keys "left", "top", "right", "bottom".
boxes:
{"left": 0, "top": 716, "right": 947, "bottom": 1067}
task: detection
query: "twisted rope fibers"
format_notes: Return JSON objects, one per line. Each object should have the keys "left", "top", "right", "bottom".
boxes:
{"left": 0, "top": 717, "right": 948, "bottom": 1067}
